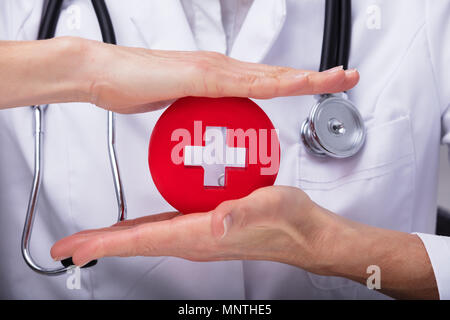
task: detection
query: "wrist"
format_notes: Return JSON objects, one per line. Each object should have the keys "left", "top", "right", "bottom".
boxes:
{"left": 310, "top": 212, "right": 439, "bottom": 299}
{"left": 302, "top": 205, "right": 361, "bottom": 276}
{"left": 318, "top": 214, "right": 368, "bottom": 277}
{"left": 306, "top": 208, "right": 388, "bottom": 279}
{"left": 0, "top": 37, "right": 98, "bottom": 108}
{"left": 50, "top": 36, "right": 98, "bottom": 104}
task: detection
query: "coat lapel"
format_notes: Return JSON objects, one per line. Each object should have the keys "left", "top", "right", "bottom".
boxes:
{"left": 127, "top": 0, "right": 197, "bottom": 51}
{"left": 11, "top": 0, "right": 43, "bottom": 40}
{"left": 229, "top": 0, "right": 286, "bottom": 63}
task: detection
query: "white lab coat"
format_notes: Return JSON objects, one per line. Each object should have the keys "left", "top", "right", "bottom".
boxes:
{"left": 0, "top": 0, "right": 449, "bottom": 299}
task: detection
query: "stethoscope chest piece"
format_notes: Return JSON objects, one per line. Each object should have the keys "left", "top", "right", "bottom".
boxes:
{"left": 301, "top": 95, "right": 366, "bottom": 158}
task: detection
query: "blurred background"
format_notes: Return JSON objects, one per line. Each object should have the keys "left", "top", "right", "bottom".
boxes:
{"left": 437, "top": 145, "right": 450, "bottom": 236}
{"left": 439, "top": 146, "right": 450, "bottom": 210}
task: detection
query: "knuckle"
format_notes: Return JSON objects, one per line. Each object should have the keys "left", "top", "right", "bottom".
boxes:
{"left": 190, "top": 51, "right": 229, "bottom": 96}
{"left": 234, "top": 202, "right": 252, "bottom": 227}
{"left": 302, "top": 73, "right": 313, "bottom": 93}
{"left": 194, "top": 51, "right": 228, "bottom": 71}
{"left": 272, "top": 66, "right": 291, "bottom": 76}
{"left": 268, "top": 191, "right": 283, "bottom": 212}
{"left": 199, "top": 51, "right": 228, "bottom": 64}
{"left": 215, "top": 200, "right": 234, "bottom": 214}
{"left": 243, "top": 73, "right": 261, "bottom": 97}
{"left": 268, "top": 76, "right": 281, "bottom": 97}
{"left": 213, "top": 79, "right": 226, "bottom": 97}
{"left": 192, "top": 56, "right": 211, "bottom": 74}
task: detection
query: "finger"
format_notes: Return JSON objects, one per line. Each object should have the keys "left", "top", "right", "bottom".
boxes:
{"left": 75, "top": 225, "right": 132, "bottom": 235}
{"left": 72, "top": 211, "right": 180, "bottom": 234}
{"left": 70, "top": 212, "right": 213, "bottom": 266}
{"left": 50, "top": 226, "right": 131, "bottom": 260}
{"left": 341, "top": 69, "right": 360, "bottom": 91}
{"left": 112, "top": 211, "right": 181, "bottom": 227}
{"left": 202, "top": 66, "right": 356, "bottom": 99}
{"left": 188, "top": 52, "right": 359, "bottom": 99}
{"left": 71, "top": 227, "right": 144, "bottom": 266}
{"left": 112, "top": 99, "right": 176, "bottom": 114}
{"left": 51, "top": 212, "right": 181, "bottom": 259}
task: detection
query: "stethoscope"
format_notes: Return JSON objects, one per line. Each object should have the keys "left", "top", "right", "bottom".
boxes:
{"left": 21, "top": 0, "right": 365, "bottom": 276}
{"left": 22, "top": 0, "right": 126, "bottom": 275}
{"left": 301, "top": 0, "right": 366, "bottom": 158}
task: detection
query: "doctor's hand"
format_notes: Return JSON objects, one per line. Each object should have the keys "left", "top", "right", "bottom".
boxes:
{"left": 0, "top": 37, "right": 359, "bottom": 112}
{"left": 51, "top": 185, "right": 439, "bottom": 300}
{"left": 85, "top": 39, "right": 359, "bottom": 113}
{"left": 51, "top": 186, "right": 332, "bottom": 268}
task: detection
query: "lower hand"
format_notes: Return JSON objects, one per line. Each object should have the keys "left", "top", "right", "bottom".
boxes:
{"left": 51, "top": 186, "right": 338, "bottom": 274}
{"left": 51, "top": 185, "right": 439, "bottom": 300}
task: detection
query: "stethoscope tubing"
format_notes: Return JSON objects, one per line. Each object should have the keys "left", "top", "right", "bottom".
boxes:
{"left": 21, "top": 0, "right": 127, "bottom": 275}
{"left": 320, "top": 0, "right": 351, "bottom": 73}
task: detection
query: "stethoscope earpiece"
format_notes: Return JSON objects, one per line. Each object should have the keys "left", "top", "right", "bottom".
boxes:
{"left": 301, "top": 94, "right": 366, "bottom": 158}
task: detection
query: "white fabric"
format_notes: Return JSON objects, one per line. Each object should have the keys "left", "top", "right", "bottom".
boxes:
{"left": 219, "top": 0, "right": 254, "bottom": 54}
{"left": 180, "top": 0, "right": 254, "bottom": 53}
{"left": 412, "top": 0, "right": 450, "bottom": 300}
{"left": 415, "top": 233, "right": 450, "bottom": 300}
{"left": 180, "top": 0, "right": 226, "bottom": 53}
{"left": 0, "top": 0, "right": 450, "bottom": 299}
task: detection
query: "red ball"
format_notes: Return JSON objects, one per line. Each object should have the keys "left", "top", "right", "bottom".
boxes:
{"left": 148, "top": 97, "right": 280, "bottom": 214}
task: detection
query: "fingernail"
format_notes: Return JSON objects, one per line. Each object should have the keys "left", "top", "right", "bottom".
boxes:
{"left": 53, "top": 256, "right": 68, "bottom": 262}
{"left": 221, "top": 215, "right": 232, "bottom": 239}
{"left": 324, "top": 65, "right": 343, "bottom": 73}
{"left": 345, "top": 68, "right": 358, "bottom": 75}
{"left": 76, "top": 260, "right": 89, "bottom": 268}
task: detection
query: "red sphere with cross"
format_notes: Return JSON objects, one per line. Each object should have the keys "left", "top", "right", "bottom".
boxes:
{"left": 148, "top": 97, "right": 280, "bottom": 214}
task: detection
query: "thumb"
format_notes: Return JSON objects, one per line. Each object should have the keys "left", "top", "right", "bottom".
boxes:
{"left": 211, "top": 200, "right": 236, "bottom": 239}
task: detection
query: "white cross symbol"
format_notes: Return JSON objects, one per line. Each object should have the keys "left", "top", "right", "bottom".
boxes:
{"left": 184, "top": 126, "right": 246, "bottom": 187}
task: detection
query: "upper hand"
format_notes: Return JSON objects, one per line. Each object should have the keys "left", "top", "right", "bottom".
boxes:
{"left": 82, "top": 38, "right": 359, "bottom": 113}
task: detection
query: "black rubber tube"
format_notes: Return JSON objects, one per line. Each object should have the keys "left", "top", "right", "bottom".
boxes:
{"left": 37, "top": 0, "right": 63, "bottom": 40}
{"left": 91, "top": 0, "right": 117, "bottom": 45}
{"left": 337, "top": 0, "right": 351, "bottom": 70}
{"left": 319, "top": 0, "right": 340, "bottom": 71}
{"left": 36, "top": 0, "right": 119, "bottom": 270}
